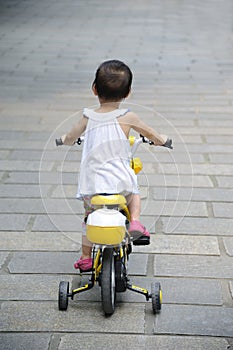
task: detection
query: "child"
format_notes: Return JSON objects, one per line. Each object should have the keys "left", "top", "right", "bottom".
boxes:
{"left": 58, "top": 60, "right": 168, "bottom": 271}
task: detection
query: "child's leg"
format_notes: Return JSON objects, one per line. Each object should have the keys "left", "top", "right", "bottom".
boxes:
{"left": 81, "top": 233, "right": 92, "bottom": 259}
{"left": 74, "top": 196, "right": 93, "bottom": 270}
{"left": 126, "top": 193, "right": 150, "bottom": 242}
{"left": 126, "top": 193, "right": 141, "bottom": 221}
{"left": 81, "top": 195, "right": 93, "bottom": 259}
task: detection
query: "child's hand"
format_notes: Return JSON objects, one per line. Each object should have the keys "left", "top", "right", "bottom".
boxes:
{"left": 160, "top": 134, "right": 168, "bottom": 144}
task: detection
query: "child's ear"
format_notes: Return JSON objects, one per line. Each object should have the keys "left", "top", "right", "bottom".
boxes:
{"left": 92, "top": 83, "right": 98, "bottom": 96}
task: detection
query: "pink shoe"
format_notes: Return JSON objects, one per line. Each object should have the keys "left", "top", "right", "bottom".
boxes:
{"left": 129, "top": 220, "right": 150, "bottom": 245}
{"left": 74, "top": 257, "right": 93, "bottom": 272}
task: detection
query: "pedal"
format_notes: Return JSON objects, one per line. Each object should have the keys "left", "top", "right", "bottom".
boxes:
{"left": 133, "top": 236, "right": 150, "bottom": 246}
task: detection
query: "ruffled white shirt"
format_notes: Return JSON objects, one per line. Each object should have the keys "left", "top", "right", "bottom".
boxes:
{"left": 76, "top": 108, "right": 139, "bottom": 199}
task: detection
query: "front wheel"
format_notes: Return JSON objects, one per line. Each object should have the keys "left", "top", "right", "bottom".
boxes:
{"left": 101, "top": 248, "right": 116, "bottom": 315}
{"left": 151, "top": 282, "right": 162, "bottom": 314}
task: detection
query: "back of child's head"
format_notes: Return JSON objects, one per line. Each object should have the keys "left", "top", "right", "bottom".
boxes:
{"left": 93, "top": 60, "right": 133, "bottom": 102}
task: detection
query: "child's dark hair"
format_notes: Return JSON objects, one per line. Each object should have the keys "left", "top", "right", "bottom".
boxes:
{"left": 93, "top": 60, "right": 133, "bottom": 101}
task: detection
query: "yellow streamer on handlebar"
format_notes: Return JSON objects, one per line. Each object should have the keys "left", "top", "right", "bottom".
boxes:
{"left": 129, "top": 136, "right": 143, "bottom": 174}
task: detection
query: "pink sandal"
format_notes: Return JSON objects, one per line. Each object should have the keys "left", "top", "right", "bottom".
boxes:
{"left": 129, "top": 220, "right": 150, "bottom": 245}
{"left": 74, "top": 257, "right": 93, "bottom": 272}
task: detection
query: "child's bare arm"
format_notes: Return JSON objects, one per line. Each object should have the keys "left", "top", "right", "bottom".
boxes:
{"left": 125, "top": 112, "right": 167, "bottom": 146}
{"left": 61, "top": 116, "right": 88, "bottom": 145}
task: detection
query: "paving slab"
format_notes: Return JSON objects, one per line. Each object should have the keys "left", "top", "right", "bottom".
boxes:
{"left": 154, "top": 255, "right": 233, "bottom": 279}
{"left": 0, "top": 198, "right": 83, "bottom": 215}
{"left": 0, "top": 334, "right": 51, "bottom": 350}
{"left": 119, "top": 277, "right": 223, "bottom": 306}
{"left": 0, "top": 231, "right": 81, "bottom": 251}
{"left": 0, "top": 252, "right": 8, "bottom": 269}
{"left": 58, "top": 334, "right": 230, "bottom": 350}
{"left": 153, "top": 187, "right": 233, "bottom": 202}
{"left": 8, "top": 252, "right": 80, "bottom": 274}
{"left": 0, "top": 274, "right": 73, "bottom": 301}
{"left": 0, "top": 214, "right": 29, "bottom": 231}
{"left": 229, "top": 281, "right": 233, "bottom": 299}
{"left": 223, "top": 237, "right": 233, "bottom": 256}
{"left": 32, "top": 214, "right": 83, "bottom": 232}
{"left": 133, "top": 234, "right": 220, "bottom": 255}
{"left": 162, "top": 217, "right": 233, "bottom": 236}
{"left": 154, "top": 304, "right": 233, "bottom": 337}
{"left": 0, "top": 301, "right": 145, "bottom": 333}
{"left": 213, "top": 203, "right": 233, "bottom": 218}
{"left": 138, "top": 174, "right": 213, "bottom": 188}
{"left": 141, "top": 200, "right": 208, "bottom": 217}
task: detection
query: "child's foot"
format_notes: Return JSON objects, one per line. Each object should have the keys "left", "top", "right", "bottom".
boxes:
{"left": 129, "top": 220, "right": 150, "bottom": 245}
{"left": 74, "top": 256, "right": 93, "bottom": 272}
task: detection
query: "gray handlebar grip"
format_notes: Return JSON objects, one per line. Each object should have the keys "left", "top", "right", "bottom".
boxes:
{"left": 163, "top": 138, "right": 173, "bottom": 149}
{"left": 55, "top": 138, "right": 63, "bottom": 146}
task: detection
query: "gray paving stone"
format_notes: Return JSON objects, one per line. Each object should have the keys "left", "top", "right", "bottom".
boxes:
{"left": 128, "top": 253, "right": 148, "bottom": 276}
{"left": 162, "top": 217, "right": 233, "bottom": 236}
{"left": 216, "top": 176, "right": 233, "bottom": 188}
{"left": 0, "top": 252, "right": 8, "bottom": 269}
{"left": 116, "top": 276, "right": 223, "bottom": 306}
{"left": 8, "top": 252, "right": 80, "bottom": 274}
{"left": 0, "top": 184, "right": 50, "bottom": 198}
{"left": 210, "top": 154, "right": 233, "bottom": 164}
{"left": 0, "top": 214, "right": 29, "bottom": 231}
{"left": 0, "top": 275, "right": 73, "bottom": 301}
{"left": 154, "top": 255, "right": 233, "bottom": 278}
{"left": 141, "top": 200, "right": 208, "bottom": 217}
{"left": 32, "top": 214, "right": 83, "bottom": 232}
{"left": 0, "top": 232, "right": 81, "bottom": 251}
{"left": 146, "top": 335, "right": 230, "bottom": 350}
{"left": 155, "top": 163, "right": 233, "bottom": 176}
{"left": 138, "top": 174, "right": 213, "bottom": 188}
{"left": 223, "top": 237, "right": 233, "bottom": 256}
{"left": 0, "top": 334, "right": 51, "bottom": 350}
{"left": 133, "top": 234, "right": 220, "bottom": 255}
{"left": 0, "top": 160, "right": 53, "bottom": 171}
{"left": 0, "top": 198, "right": 83, "bottom": 215}
{"left": 5, "top": 171, "right": 77, "bottom": 185}
{"left": 59, "top": 333, "right": 230, "bottom": 350}
{"left": 213, "top": 203, "right": 233, "bottom": 218}
{"left": 153, "top": 187, "right": 233, "bottom": 202}
{"left": 154, "top": 304, "right": 233, "bottom": 337}
{"left": 59, "top": 334, "right": 146, "bottom": 350}
{"left": 229, "top": 281, "right": 233, "bottom": 299}
{"left": 0, "top": 301, "right": 145, "bottom": 333}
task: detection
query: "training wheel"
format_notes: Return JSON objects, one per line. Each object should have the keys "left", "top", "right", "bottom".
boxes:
{"left": 58, "top": 281, "right": 69, "bottom": 311}
{"left": 151, "top": 282, "right": 162, "bottom": 314}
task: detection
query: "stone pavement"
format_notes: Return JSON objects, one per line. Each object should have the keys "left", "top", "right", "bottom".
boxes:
{"left": 0, "top": 0, "right": 233, "bottom": 349}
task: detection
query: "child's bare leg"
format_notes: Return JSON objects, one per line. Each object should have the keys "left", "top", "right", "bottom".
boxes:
{"left": 82, "top": 235, "right": 92, "bottom": 259}
{"left": 126, "top": 193, "right": 141, "bottom": 221}
{"left": 127, "top": 193, "right": 150, "bottom": 242}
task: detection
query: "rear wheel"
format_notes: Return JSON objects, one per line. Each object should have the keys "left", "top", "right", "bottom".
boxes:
{"left": 58, "top": 281, "right": 69, "bottom": 311}
{"left": 151, "top": 282, "right": 162, "bottom": 314}
{"left": 101, "top": 248, "right": 116, "bottom": 315}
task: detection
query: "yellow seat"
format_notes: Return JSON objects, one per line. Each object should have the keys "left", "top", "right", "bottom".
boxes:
{"left": 91, "top": 194, "right": 126, "bottom": 206}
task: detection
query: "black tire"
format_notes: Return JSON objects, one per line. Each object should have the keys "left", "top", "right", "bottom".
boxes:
{"left": 58, "top": 281, "right": 69, "bottom": 311}
{"left": 101, "top": 248, "right": 116, "bottom": 315}
{"left": 151, "top": 282, "right": 162, "bottom": 314}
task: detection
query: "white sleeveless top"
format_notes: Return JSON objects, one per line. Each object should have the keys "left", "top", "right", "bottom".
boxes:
{"left": 76, "top": 108, "right": 139, "bottom": 199}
